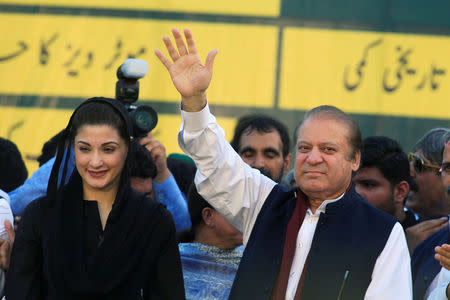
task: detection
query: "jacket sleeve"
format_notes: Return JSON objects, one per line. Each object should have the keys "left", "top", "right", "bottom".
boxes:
{"left": 5, "top": 199, "right": 43, "bottom": 300}
{"left": 178, "top": 104, "right": 276, "bottom": 245}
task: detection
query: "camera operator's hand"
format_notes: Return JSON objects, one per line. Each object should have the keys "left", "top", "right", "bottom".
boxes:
{"left": 155, "top": 28, "right": 218, "bottom": 112}
{"left": 139, "top": 132, "right": 171, "bottom": 184}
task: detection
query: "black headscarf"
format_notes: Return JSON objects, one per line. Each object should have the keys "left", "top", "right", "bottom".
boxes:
{"left": 42, "top": 97, "right": 157, "bottom": 298}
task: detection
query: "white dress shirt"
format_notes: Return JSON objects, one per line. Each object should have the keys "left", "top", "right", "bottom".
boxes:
{"left": 179, "top": 104, "right": 412, "bottom": 300}
{"left": 426, "top": 267, "right": 450, "bottom": 300}
{"left": 0, "top": 189, "right": 13, "bottom": 241}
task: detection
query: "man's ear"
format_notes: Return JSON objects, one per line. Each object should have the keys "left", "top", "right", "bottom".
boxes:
{"left": 351, "top": 150, "right": 361, "bottom": 171}
{"left": 201, "top": 207, "right": 214, "bottom": 227}
{"left": 394, "top": 180, "right": 410, "bottom": 205}
{"left": 283, "top": 153, "right": 292, "bottom": 175}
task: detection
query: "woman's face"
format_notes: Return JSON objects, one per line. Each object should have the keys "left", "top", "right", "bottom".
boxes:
{"left": 74, "top": 124, "right": 128, "bottom": 194}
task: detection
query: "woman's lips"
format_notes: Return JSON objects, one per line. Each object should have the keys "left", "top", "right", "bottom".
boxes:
{"left": 88, "top": 170, "right": 107, "bottom": 178}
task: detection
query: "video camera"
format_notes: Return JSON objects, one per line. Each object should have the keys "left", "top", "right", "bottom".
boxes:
{"left": 115, "top": 58, "right": 158, "bottom": 138}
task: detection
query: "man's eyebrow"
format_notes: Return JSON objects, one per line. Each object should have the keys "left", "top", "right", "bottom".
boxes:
{"left": 263, "top": 147, "right": 281, "bottom": 156}
{"left": 318, "top": 142, "right": 339, "bottom": 148}
{"left": 239, "top": 146, "right": 256, "bottom": 154}
{"left": 296, "top": 140, "right": 312, "bottom": 146}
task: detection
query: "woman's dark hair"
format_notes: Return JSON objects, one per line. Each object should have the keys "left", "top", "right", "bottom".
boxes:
{"left": 47, "top": 97, "right": 132, "bottom": 206}
{"left": 69, "top": 101, "right": 130, "bottom": 146}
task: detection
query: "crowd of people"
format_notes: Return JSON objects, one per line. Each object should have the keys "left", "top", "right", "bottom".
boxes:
{"left": 0, "top": 28, "right": 448, "bottom": 299}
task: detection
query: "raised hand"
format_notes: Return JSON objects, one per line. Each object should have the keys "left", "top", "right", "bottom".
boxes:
{"left": 155, "top": 28, "right": 218, "bottom": 112}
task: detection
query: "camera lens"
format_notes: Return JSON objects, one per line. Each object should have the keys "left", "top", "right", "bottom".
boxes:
{"left": 130, "top": 105, "right": 158, "bottom": 136}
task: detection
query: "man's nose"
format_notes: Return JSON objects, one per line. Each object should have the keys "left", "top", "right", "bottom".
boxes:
{"left": 252, "top": 154, "right": 265, "bottom": 169}
{"left": 306, "top": 147, "right": 323, "bottom": 164}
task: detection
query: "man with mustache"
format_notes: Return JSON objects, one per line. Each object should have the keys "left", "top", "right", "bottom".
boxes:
{"left": 414, "top": 133, "right": 450, "bottom": 299}
{"left": 156, "top": 28, "right": 412, "bottom": 299}
{"left": 405, "top": 128, "right": 450, "bottom": 254}
{"left": 230, "top": 115, "right": 291, "bottom": 183}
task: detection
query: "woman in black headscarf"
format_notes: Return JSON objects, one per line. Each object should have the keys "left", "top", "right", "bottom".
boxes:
{"left": 5, "top": 97, "right": 185, "bottom": 299}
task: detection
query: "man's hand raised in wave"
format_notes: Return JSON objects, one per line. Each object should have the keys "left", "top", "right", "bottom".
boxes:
{"left": 155, "top": 28, "right": 218, "bottom": 112}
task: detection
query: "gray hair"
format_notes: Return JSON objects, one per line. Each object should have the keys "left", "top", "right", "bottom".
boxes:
{"left": 445, "top": 131, "right": 450, "bottom": 145}
{"left": 413, "top": 128, "right": 450, "bottom": 164}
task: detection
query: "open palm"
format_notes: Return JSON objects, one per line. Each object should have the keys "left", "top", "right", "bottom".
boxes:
{"left": 155, "top": 28, "right": 218, "bottom": 100}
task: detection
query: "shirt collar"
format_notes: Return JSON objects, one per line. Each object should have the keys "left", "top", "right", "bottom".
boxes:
{"left": 307, "top": 192, "right": 345, "bottom": 215}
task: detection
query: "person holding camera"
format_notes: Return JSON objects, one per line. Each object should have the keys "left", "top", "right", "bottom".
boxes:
{"left": 5, "top": 97, "right": 185, "bottom": 299}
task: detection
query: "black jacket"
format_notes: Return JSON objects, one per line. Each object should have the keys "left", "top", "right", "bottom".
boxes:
{"left": 230, "top": 184, "right": 397, "bottom": 300}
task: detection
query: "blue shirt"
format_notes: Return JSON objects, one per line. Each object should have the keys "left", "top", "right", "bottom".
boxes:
{"left": 179, "top": 243, "right": 243, "bottom": 300}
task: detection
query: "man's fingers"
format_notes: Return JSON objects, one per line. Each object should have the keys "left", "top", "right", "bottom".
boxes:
{"left": 162, "top": 35, "right": 180, "bottom": 62}
{"left": 154, "top": 49, "right": 172, "bottom": 71}
{"left": 184, "top": 28, "right": 198, "bottom": 54}
{"left": 5, "top": 220, "right": 15, "bottom": 242}
{"left": 424, "top": 223, "right": 448, "bottom": 237}
{"left": 205, "top": 49, "right": 218, "bottom": 74}
{"left": 172, "top": 28, "right": 188, "bottom": 56}
{"left": 424, "top": 218, "right": 449, "bottom": 233}
{"left": 420, "top": 217, "right": 448, "bottom": 230}
{"left": 435, "top": 252, "right": 450, "bottom": 269}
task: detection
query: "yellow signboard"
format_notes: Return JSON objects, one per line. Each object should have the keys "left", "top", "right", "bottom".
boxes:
{"left": 0, "top": 0, "right": 280, "bottom": 17}
{"left": 0, "top": 106, "right": 236, "bottom": 174}
{"left": 279, "top": 28, "right": 450, "bottom": 119}
{"left": 0, "top": 13, "right": 278, "bottom": 108}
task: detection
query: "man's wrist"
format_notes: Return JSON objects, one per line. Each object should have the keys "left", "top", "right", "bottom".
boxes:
{"left": 154, "top": 168, "right": 171, "bottom": 184}
{"left": 181, "top": 93, "right": 207, "bottom": 112}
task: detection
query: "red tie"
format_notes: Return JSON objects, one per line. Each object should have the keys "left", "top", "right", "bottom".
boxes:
{"left": 271, "top": 188, "right": 309, "bottom": 300}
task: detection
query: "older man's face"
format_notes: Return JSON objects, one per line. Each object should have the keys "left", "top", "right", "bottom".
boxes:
{"left": 406, "top": 150, "right": 443, "bottom": 217}
{"left": 294, "top": 117, "right": 360, "bottom": 201}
